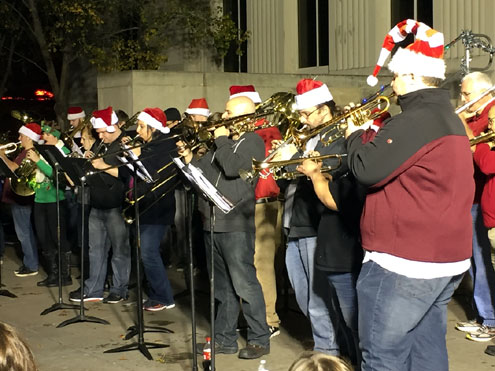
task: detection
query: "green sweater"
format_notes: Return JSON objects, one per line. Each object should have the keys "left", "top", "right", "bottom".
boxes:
{"left": 33, "top": 146, "right": 70, "bottom": 203}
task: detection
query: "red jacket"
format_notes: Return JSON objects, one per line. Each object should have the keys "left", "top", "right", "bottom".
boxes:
{"left": 474, "top": 143, "right": 495, "bottom": 228}
{"left": 254, "top": 119, "right": 281, "bottom": 199}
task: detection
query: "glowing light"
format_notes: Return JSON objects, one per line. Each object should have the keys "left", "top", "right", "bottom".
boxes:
{"left": 34, "top": 89, "right": 54, "bottom": 98}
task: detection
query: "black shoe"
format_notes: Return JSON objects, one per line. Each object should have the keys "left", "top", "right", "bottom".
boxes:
{"left": 486, "top": 345, "right": 495, "bottom": 356}
{"left": 14, "top": 265, "right": 38, "bottom": 277}
{"left": 238, "top": 344, "right": 270, "bottom": 359}
{"left": 69, "top": 289, "right": 103, "bottom": 303}
{"left": 269, "top": 326, "right": 280, "bottom": 338}
{"left": 196, "top": 342, "right": 238, "bottom": 355}
{"left": 37, "top": 275, "right": 72, "bottom": 287}
{"left": 103, "top": 293, "right": 127, "bottom": 304}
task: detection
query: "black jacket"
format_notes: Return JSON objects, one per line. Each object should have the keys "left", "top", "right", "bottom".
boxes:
{"left": 192, "top": 132, "right": 265, "bottom": 232}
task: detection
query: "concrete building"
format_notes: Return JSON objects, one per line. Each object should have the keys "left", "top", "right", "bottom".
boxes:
{"left": 95, "top": 0, "right": 495, "bottom": 115}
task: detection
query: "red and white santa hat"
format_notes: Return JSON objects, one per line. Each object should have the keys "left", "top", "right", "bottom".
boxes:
{"left": 294, "top": 79, "right": 334, "bottom": 110}
{"left": 367, "top": 19, "right": 445, "bottom": 87}
{"left": 67, "top": 106, "right": 86, "bottom": 120}
{"left": 229, "top": 85, "right": 262, "bottom": 103}
{"left": 185, "top": 98, "right": 210, "bottom": 117}
{"left": 19, "top": 122, "right": 42, "bottom": 143}
{"left": 137, "top": 107, "right": 170, "bottom": 134}
{"left": 90, "top": 106, "right": 118, "bottom": 133}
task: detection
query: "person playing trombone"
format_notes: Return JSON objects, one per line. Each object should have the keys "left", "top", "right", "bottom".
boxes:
{"left": 132, "top": 107, "right": 178, "bottom": 311}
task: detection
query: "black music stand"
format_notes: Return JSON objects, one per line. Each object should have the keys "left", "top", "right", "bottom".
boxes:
{"left": 104, "top": 162, "right": 171, "bottom": 360}
{"left": 34, "top": 145, "right": 80, "bottom": 316}
{"left": 174, "top": 159, "right": 235, "bottom": 371}
{"left": 52, "top": 156, "right": 109, "bottom": 327}
{"left": 0, "top": 159, "right": 17, "bottom": 298}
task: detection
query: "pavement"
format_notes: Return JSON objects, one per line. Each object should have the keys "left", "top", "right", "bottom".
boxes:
{"left": 1, "top": 245, "right": 495, "bottom": 371}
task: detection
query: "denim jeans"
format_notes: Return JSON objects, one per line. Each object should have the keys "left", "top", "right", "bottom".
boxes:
{"left": 285, "top": 237, "right": 338, "bottom": 354}
{"left": 85, "top": 208, "right": 131, "bottom": 298}
{"left": 141, "top": 224, "right": 174, "bottom": 305}
{"left": 469, "top": 204, "right": 495, "bottom": 326}
{"left": 357, "top": 261, "right": 464, "bottom": 371}
{"left": 326, "top": 271, "right": 360, "bottom": 365}
{"left": 11, "top": 204, "right": 38, "bottom": 271}
{"left": 204, "top": 231, "right": 270, "bottom": 348}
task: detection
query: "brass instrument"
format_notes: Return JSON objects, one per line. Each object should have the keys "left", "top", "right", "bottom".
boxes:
{"left": 470, "top": 130, "right": 495, "bottom": 145}
{"left": 455, "top": 85, "right": 495, "bottom": 115}
{"left": 11, "top": 149, "right": 38, "bottom": 196}
{"left": 0, "top": 141, "right": 21, "bottom": 155}
{"left": 240, "top": 153, "right": 346, "bottom": 182}
{"left": 289, "top": 93, "right": 393, "bottom": 150}
{"left": 121, "top": 111, "right": 140, "bottom": 132}
{"left": 122, "top": 161, "right": 179, "bottom": 224}
{"left": 11, "top": 110, "right": 35, "bottom": 123}
{"left": 61, "top": 117, "right": 91, "bottom": 151}
{"left": 177, "top": 92, "right": 301, "bottom": 151}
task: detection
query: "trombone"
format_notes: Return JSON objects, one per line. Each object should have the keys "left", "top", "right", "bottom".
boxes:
{"left": 455, "top": 85, "right": 495, "bottom": 115}
{"left": 240, "top": 153, "right": 346, "bottom": 182}
{"left": 469, "top": 130, "right": 495, "bottom": 146}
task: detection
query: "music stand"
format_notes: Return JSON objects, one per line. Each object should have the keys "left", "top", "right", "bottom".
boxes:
{"left": 52, "top": 156, "right": 109, "bottom": 327}
{"left": 174, "top": 159, "right": 235, "bottom": 371}
{"left": 0, "top": 159, "right": 17, "bottom": 298}
{"left": 104, "top": 160, "right": 171, "bottom": 360}
{"left": 33, "top": 145, "right": 79, "bottom": 316}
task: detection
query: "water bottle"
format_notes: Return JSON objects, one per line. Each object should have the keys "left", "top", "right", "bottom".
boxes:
{"left": 202, "top": 336, "right": 212, "bottom": 371}
{"left": 258, "top": 359, "right": 269, "bottom": 371}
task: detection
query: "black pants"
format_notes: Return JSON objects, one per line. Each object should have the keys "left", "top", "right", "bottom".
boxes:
{"left": 34, "top": 201, "right": 70, "bottom": 259}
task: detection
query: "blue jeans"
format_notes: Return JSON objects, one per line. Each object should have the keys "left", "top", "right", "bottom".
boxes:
{"left": 204, "top": 231, "right": 270, "bottom": 348}
{"left": 141, "top": 224, "right": 174, "bottom": 305}
{"left": 285, "top": 237, "right": 337, "bottom": 354}
{"left": 326, "top": 271, "right": 360, "bottom": 365}
{"left": 358, "top": 261, "right": 464, "bottom": 371}
{"left": 11, "top": 204, "right": 38, "bottom": 271}
{"left": 470, "top": 204, "right": 495, "bottom": 326}
{"left": 85, "top": 208, "right": 131, "bottom": 298}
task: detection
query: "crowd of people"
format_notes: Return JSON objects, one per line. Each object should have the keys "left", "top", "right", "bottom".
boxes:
{"left": 0, "top": 18, "right": 494, "bottom": 371}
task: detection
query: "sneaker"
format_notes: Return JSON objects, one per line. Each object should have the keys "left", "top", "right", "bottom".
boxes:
{"left": 456, "top": 320, "right": 482, "bottom": 332}
{"left": 196, "top": 342, "right": 238, "bottom": 355}
{"left": 14, "top": 265, "right": 38, "bottom": 277}
{"left": 103, "top": 293, "right": 128, "bottom": 304}
{"left": 466, "top": 325, "right": 495, "bottom": 342}
{"left": 238, "top": 344, "right": 270, "bottom": 359}
{"left": 269, "top": 326, "right": 280, "bottom": 338}
{"left": 69, "top": 289, "right": 103, "bottom": 303}
{"left": 143, "top": 300, "right": 175, "bottom": 312}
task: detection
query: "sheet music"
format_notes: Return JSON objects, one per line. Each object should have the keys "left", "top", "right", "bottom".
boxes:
{"left": 118, "top": 144, "right": 153, "bottom": 183}
{"left": 173, "top": 157, "right": 234, "bottom": 214}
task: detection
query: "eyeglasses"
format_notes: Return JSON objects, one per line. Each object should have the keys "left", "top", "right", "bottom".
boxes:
{"left": 299, "top": 107, "right": 320, "bottom": 120}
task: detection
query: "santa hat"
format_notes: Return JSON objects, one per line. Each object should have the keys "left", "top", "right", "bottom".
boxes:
{"left": 18, "top": 123, "right": 42, "bottom": 143}
{"left": 229, "top": 85, "right": 262, "bottom": 103}
{"left": 137, "top": 108, "right": 170, "bottom": 134}
{"left": 67, "top": 106, "right": 86, "bottom": 120}
{"left": 294, "top": 79, "right": 334, "bottom": 110}
{"left": 185, "top": 98, "right": 210, "bottom": 117}
{"left": 90, "top": 106, "right": 118, "bottom": 133}
{"left": 367, "top": 19, "right": 445, "bottom": 87}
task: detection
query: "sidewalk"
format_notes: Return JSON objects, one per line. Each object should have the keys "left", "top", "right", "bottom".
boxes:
{"left": 0, "top": 246, "right": 493, "bottom": 371}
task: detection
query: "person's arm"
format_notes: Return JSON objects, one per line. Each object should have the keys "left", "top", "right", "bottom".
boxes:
{"left": 0, "top": 151, "right": 19, "bottom": 172}
{"left": 473, "top": 142, "right": 495, "bottom": 174}
{"left": 91, "top": 157, "right": 119, "bottom": 177}
{"left": 214, "top": 132, "right": 265, "bottom": 178}
{"left": 297, "top": 159, "right": 338, "bottom": 211}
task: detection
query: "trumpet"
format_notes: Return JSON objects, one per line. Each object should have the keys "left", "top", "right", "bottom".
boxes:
{"left": 0, "top": 141, "right": 21, "bottom": 154}
{"left": 289, "top": 92, "right": 393, "bottom": 150}
{"left": 469, "top": 130, "right": 495, "bottom": 145}
{"left": 240, "top": 153, "right": 346, "bottom": 182}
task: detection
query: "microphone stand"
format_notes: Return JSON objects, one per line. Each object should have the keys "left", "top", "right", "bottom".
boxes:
{"left": 104, "top": 166, "right": 170, "bottom": 360}
{"left": 57, "top": 173, "right": 109, "bottom": 327}
{"left": 40, "top": 152, "right": 79, "bottom": 316}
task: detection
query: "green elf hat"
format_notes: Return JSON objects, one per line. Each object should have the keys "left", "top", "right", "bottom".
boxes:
{"left": 41, "top": 124, "right": 61, "bottom": 139}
